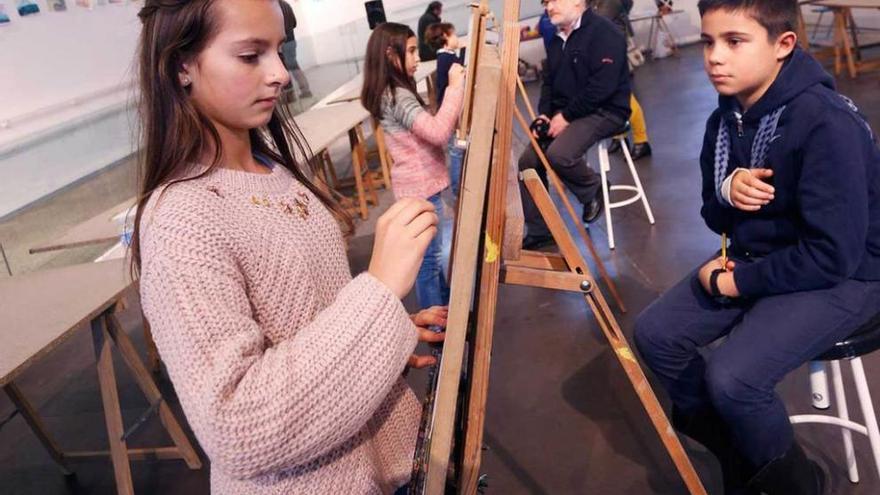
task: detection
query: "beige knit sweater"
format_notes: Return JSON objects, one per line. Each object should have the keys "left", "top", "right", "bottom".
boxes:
{"left": 139, "top": 164, "right": 421, "bottom": 494}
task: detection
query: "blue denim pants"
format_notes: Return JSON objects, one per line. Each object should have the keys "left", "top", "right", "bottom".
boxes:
{"left": 415, "top": 192, "right": 451, "bottom": 309}
{"left": 447, "top": 136, "right": 466, "bottom": 199}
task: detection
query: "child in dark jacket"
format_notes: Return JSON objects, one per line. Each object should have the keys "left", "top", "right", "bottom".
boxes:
{"left": 634, "top": 1, "right": 880, "bottom": 494}
{"left": 425, "top": 22, "right": 467, "bottom": 198}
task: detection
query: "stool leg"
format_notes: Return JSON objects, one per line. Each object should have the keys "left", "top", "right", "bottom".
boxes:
{"left": 619, "top": 137, "right": 655, "bottom": 225}
{"left": 831, "top": 360, "right": 860, "bottom": 483}
{"left": 598, "top": 140, "right": 615, "bottom": 250}
{"left": 809, "top": 361, "right": 830, "bottom": 409}
{"left": 851, "top": 357, "right": 880, "bottom": 479}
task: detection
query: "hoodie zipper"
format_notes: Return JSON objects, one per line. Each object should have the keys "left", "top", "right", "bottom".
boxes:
{"left": 734, "top": 111, "right": 744, "bottom": 137}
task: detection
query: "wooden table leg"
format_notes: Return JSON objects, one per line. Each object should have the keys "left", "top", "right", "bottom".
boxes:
{"left": 835, "top": 8, "right": 858, "bottom": 78}
{"left": 372, "top": 119, "right": 393, "bottom": 190}
{"left": 323, "top": 150, "right": 340, "bottom": 189}
{"left": 3, "top": 382, "right": 73, "bottom": 475}
{"left": 348, "top": 128, "right": 370, "bottom": 220}
{"left": 90, "top": 313, "right": 135, "bottom": 495}
{"left": 140, "top": 317, "right": 161, "bottom": 375}
{"left": 105, "top": 311, "right": 202, "bottom": 470}
{"left": 356, "top": 124, "right": 379, "bottom": 207}
{"left": 796, "top": 6, "right": 811, "bottom": 51}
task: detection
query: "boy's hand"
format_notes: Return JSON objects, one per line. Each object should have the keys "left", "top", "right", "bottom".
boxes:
{"left": 698, "top": 257, "right": 739, "bottom": 298}
{"left": 730, "top": 168, "right": 775, "bottom": 211}
{"left": 548, "top": 113, "right": 569, "bottom": 138}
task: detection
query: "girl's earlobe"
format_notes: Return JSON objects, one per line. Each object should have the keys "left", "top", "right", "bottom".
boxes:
{"left": 179, "top": 65, "right": 192, "bottom": 87}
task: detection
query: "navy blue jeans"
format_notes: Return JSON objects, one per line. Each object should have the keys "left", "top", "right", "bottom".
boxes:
{"left": 415, "top": 192, "right": 451, "bottom": 309}
{"left": 634, "top": 260, "right": 880, "bottom": 466}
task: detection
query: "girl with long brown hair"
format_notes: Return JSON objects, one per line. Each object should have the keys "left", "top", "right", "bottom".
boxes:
{"left": 360, "top": 22, "right": 465, "bottom": 311}
{"left": 133, "top": 1, "right": 444, "bottom": 493}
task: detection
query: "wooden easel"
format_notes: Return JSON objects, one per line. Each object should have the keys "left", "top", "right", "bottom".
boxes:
{"left": 416, "top": 1, "right": 707, "bottom": 494}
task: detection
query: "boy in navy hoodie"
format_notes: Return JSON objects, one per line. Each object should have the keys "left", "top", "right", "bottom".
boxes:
{"left": 633, "top": 1, "right": 880, "bottom": 494}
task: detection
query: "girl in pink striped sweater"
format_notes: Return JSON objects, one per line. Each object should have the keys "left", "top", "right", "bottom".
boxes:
{"left": 130, "top": 1, "right": 446, "bottom": 493}
{"left": 361, "top": 22, "right": 465, "bottom": 310}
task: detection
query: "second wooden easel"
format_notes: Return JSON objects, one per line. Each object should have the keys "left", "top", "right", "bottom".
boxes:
{"left": 418, "top": 2, "right": 708, "bottom": 494}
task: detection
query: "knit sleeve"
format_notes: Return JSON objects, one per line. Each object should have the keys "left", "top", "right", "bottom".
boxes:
{"left": 409, "top": 84, "right": 464, "bottom": 147}
{"left": 139, "top": 207, "right": 418, "bottom": 480}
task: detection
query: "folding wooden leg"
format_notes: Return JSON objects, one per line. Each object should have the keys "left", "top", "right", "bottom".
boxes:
{"left": 322, "top": 150, "right": 340, "bottom": 190}
{"left": 355, "top": 124, "right": 379, "bottom": 207}
{"left": 348, "top": 128, "right": 370, "bottom": 220}
{"left": 90, "top": 313, "right": 135, "bottom": 495}
{"left": 520, "top": 169, "right": 706, "bottom": 495}
{"left": 140, "top": 317, "right": 161, "bottom": 375}
{"left": 105, "top": 309, "right": 202, "bottom": 470}
{"left": 3, "top": 382, "right": 73, "bottom": 476}
{"left": 835, "top": 9, "right": 857, "bottom": 78}
{"left": 372, "top": 119, "right": 393, "bottom": 190}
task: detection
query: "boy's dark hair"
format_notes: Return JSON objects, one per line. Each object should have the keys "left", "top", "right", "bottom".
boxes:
{"left": 425, "top": 22, "right": 455, "bottom": 51}
{"left": 697, "top": 0, "right": 798, "bottom": 38}
{"left": 427, "top": 1, "right": 442, "bottom": 14}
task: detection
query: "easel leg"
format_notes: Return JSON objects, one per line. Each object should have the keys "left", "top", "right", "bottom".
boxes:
{"left": 105, "top": 310, "right": 202, "bottom": 470}
{"left": 3, "top": 382, "right": 73, "bottom": 476}
{"left": 459, "top": 2, "right": 522, "bottom": 491}
{"left": 90, "top": 313, "right": 135, "bottom": 495}
{"left": 522, "top": 170, "right": 706, "bottom": 495}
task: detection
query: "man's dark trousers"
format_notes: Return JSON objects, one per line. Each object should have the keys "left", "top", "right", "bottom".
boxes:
{"left": 518, "top": 110, "right": 624, "bottom": 236}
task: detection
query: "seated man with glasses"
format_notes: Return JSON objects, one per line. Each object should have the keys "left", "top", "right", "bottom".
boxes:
{"left": 520, "top": 0, "right": 631, "bottom": 249}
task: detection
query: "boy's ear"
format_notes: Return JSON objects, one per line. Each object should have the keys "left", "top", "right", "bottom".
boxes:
{"left": 774, "top": 30, "right": 798, "bottom": 61}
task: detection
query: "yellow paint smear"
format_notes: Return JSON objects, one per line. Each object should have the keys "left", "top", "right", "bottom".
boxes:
{"left": 616, "top": 346, "right": 637, "bottom": 363}
{"left": 484, "top": 234, "right": 499, "bottom": 263}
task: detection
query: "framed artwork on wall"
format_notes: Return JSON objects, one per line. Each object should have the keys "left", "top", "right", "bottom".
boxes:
{"left": 48, "top": 0, "right": 67, "bottom": 11}
{"left": 76, "top": 0, "right": 94, "bottom": 8}
{"left": 0, "top": 3, "right": 10, "bottom": 24}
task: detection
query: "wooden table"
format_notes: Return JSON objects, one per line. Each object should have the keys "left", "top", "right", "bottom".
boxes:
{"left": 812, "top": 0, "right": 880, "bottom": 78}
{"left": 630, "top": 9, "right": 684, "bottom": 58}
{"left": 324, "top": 59, "right": 438, "bottom": 105}
{"left": 28, "top": 198, "right": 135, "bottom": 255}
{"left": 0, "top": 258, "right": 202, "bottom": 494}
{"left": 295, "top": 100, "right": 380, "bottom": 219}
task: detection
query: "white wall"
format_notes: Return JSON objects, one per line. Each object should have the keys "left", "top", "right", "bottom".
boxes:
{"left": 0, "top": 1, "right": 141, "bottom": 123}
{"left": 0, "top": 1, "right": 140, "bottom": 218}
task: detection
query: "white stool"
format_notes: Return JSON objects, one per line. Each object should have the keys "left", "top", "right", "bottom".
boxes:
{"left": 596, "top": 125, "right": 655, "bottom": 250}
{"left": 789, "top": 316, "right": 880, "bottom": 484}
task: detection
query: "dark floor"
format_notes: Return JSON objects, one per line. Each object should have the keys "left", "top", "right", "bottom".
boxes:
{"left": 2, "top": 44, "right": 879, "bottom": 495}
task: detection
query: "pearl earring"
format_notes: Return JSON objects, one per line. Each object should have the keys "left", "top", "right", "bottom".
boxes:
{"left": 182, "top": 76, "right": 191, "bottom": 86}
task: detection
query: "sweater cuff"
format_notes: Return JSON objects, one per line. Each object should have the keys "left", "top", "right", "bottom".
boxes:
{"left": 732, "top": 262, "right": 765, "bottom": 299}
{"left": 721, "top": 168, "right": 750, "bottom": 206}
{"left": 349, "top": 272, "right": 419, "bottom": 354}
